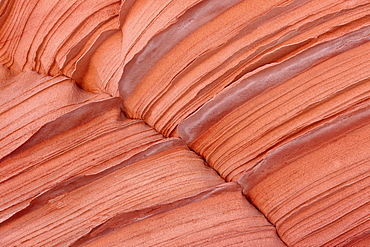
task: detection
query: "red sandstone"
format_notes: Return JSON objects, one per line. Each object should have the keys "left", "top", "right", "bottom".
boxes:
{"left": 1, "top": 0, "right": 369, "bottom": 246}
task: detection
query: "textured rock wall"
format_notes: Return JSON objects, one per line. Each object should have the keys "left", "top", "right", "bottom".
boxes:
{"left": 1, "top": 0, "right": 369, "bottom": 246}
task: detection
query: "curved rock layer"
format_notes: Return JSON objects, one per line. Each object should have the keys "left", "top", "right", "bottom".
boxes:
{"left": 1, "top": 0, "right": 369, "bottom": 246}
{"left": 0, "top": 68, "right": 111, "bottom": 159}
{"left": 239, "top": 102, "right": 370, "bottom": 246}
{"left": 73, "top": 183, "right": 285, "bottom": 247}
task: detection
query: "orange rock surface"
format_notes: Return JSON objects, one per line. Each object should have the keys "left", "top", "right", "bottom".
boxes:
{"left": 1, "top": 0, "right": 369, "bottom": 246}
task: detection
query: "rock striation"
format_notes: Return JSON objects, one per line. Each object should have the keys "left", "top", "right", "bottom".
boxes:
{"left": 0, "top": 0, "right": 369, "bottom": 246}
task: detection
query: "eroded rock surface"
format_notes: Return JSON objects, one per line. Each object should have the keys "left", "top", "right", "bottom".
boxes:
{"left": 1, "top": 0, "right": 369, "bottom": 246}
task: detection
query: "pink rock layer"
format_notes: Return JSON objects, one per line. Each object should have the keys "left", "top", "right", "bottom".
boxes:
{"left": 1, "top": 0, "right": 369, "bottom": 246}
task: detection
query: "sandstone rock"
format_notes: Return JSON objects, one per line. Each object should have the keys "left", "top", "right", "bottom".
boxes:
{"left": 0, "top": 69, "right": 110, "bottom": 159}
{"left": 178, "top": 28, "right": 370, "bottom": 181}
{"left": 73, "top": 183, "right": 285, "bottom": 247}
{"left": 239, "top": 102, "right": 370, "bottom": 246}
{"left": 0, "top": 130, "right": 223, "bottom": 246}
{"left": 1, "top": 0, "right": 369, "bottom": 246}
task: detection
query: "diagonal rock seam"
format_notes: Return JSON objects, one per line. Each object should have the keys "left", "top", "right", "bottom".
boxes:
{"left": 0, "top": 86, "right": 286, "bottom": 243}
{"left": 2, "top": 0, "right": 287, "bottom": 240}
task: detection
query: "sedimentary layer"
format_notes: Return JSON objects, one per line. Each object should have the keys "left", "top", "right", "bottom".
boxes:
{"left": 1, "top": 0, "right": 369, "bottom": 246}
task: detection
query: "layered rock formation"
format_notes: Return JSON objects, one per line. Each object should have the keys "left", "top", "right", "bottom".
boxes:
{"left": 1, "top": 0, "right": 369, "bottom": 246}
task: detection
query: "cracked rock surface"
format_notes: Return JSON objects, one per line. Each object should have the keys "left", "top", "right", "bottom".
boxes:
{"left": 1, "top": 0, "right": 370, "bottom": 246}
